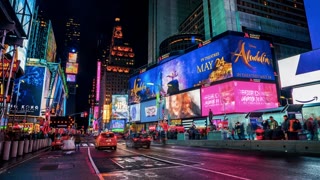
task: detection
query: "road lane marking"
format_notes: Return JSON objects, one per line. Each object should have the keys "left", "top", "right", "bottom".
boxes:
{"left": 120, "top": 147, "right": 251, "bottom": 180}
{"left": 110, "top": 158, "right": 125, "bottom": 169}
{"left": 87, "top": 147, "right": 104, "bottom": 180}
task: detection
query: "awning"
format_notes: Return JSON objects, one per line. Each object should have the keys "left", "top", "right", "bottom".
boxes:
{"left": 245, "top": 106, "right": 286, "bottom": 118}
{"left": 282, "top": 104, "right": 304, "bottom": 113}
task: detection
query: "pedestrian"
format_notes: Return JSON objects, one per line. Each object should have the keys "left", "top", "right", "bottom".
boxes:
{"left": 74, "top": 131, "right": 81, "bottom": 151}
{"left": 288, "top": 114, "right": 301, "bottom": 140}
{"left": 269, "top": 116, "right": 279, "bottom": 140}
{"left": 246, "top": 123, "right": 254, "bottom": 140}
{"left": 281, "top": 115, "right": 290, "bottom": 140}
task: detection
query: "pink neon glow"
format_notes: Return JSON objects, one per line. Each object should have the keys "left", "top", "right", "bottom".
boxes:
{"left": 201, "top": 81, "right": 278, "bottom": 115}
{"left": 96, "top": 61, "right": 101, "bottom": 101}
{"left": 94, "top": 106, "right": 99, "bottom": 119}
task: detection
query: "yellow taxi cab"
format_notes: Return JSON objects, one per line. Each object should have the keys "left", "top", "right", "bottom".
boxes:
{"left": 95, "top": 132, "right": 117, "bottom": 150}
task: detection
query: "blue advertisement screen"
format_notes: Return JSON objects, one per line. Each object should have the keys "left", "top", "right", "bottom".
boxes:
{"left": 129, "top": 103, "right": 140, "bottom": 122}
{"left": 110, "top": 119, "right": 125, "bottom": 132}
{"left": 11, "top": 66, "right": 45, "bottom": 116}
{"left": 140, "top": 99, "right": 163, "bottom": 123}
{"left": 128, "top": 34, "right": 274, "bottom": 103}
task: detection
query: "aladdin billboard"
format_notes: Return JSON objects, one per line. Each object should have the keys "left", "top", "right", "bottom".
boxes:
{"left": 129, "top": 103, "right": 140, "bottom": 122}
{"left": 112, "top": 95, "right": 128, "bottom": 119}
{"left": 140, "top": 99, "right": 163, "bottom": 123}
{"left": 129, "top": 34, "right": 274, "bottom": 103}
{"left": 164, "top": 89, "right": 201, "bottom": 119}
{"left": 10, "top": 66, "right": 46, "bottom": 116}
{"left": 278, "top": 48, "right": 320, "bottom": 88}
{"left": 201, "top": 81, "right": 278, "bottom": 115}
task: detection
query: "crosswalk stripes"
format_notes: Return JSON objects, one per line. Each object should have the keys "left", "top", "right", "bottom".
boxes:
{"left": 80, "top": 142, "right": 95, "bottom": 147}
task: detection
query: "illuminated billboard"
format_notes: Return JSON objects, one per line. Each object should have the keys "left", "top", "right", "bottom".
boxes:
{"left": 112, "top": 95, "right": 128, "bottom": 119}
{"left": 66, "top": 62, "right": 78, "bottom": 74}
{"left": 278, "top": 49, "right": 320, "bottom": 88}
{"left": 129, "top": 34, "right": 274, "bottom": 103}
{"left": 66, "top": 74, "right": 76, "bottom": 82}
{"left": 140, "top": 99, "right": 163, "bottom": 123}
{"left": 201, "top": 81, "right": 278, "bottom": 115}
{"left": 110, "top": 120, "right": 125, "bottom": 132}
{"left": 292, "top": 84, "right": 320, "bottom": 105}
{"left": 164, "top": 89, "right": 201, "bottom": 119}
{"left": 68, "top": 52, "right": 77, "bottom": 63}
{"left": 129, "top": 103, "right": 140, "bottom": 122}
{"left": 10, "top": 66, "right": 46, "bottom": 116}
{"left": 96, "top": 61, "right": 101, "bottom": 101}
{"left": 46, "top": 23, "right": 57, "bottom": 62}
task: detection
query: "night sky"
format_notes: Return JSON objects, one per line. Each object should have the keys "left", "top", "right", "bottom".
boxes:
{"left": 38, "top": 0, "right": 149, "bottom": 112}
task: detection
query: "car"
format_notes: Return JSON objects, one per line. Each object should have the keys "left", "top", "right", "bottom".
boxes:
{"left": 126, "top": 133, "right": 151, "bottom": 149}
{"left": 95, "top": 132, "right": 117, "bottom": 150}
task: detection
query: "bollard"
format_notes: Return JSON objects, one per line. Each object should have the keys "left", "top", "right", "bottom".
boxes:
{"left": 24, "top": 140, "right": 29, "bottom": 154}
{"left": 2, "top": 141, "right": 12, "bottom": 161}
{"left": 29, "top": 140, "right": 33, "bottom": 153}
{"left": 33, "top": 139, "right": 37, "bottom": 151}
{"left": 36, "top": 139, "right": 39, "bottom": 150}
{"left": 18, "top": 140, "right": 25, "bottom": 156}
{"left": 11, "top": 141, "right": 19, "bottom": 158}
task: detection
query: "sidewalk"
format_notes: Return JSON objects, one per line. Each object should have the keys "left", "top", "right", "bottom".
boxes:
{"left": 164, "top": 139, "right": 320, "bottom": 156}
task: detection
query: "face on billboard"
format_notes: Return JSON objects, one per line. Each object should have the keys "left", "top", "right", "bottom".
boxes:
{"left": 201, "top": 81, "right": 278, "bottom": 115}
{"left": 129, "top": 103, "right": 140, "bottom": 121}
{"left": 165, "top": 89, "right": 201, "bottom": 119}
{"left": 112, "top": 95, "right": 128, "bottom": 119}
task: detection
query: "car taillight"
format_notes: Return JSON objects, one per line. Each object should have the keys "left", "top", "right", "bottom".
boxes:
{"left": 147, "top": 137, "right": 151, "bottom": 141}
{"left": 133, "top": 138, "right": 138, "bottom": 142}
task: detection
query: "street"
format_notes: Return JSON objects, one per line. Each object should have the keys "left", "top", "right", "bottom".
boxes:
{"left": 0, "top": 138, "right": 320, "bottom": 180}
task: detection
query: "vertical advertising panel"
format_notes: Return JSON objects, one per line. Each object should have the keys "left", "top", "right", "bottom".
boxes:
{"left": 112, "top": 95, "right": 128, "bottom": 119}
{"left": 140, "top": 99, "right": 163, "bottom": 123}
{"left": 11, "top": 66, "right": 46, "bottom": 116}
{"left": 96, "top": 61, "right": 101, "bottom": 101}
{"left": 129, "top": 103, "right": 140, "bottom": 122}
{"left": 41, "top": 68, "right": 51, "bottom": 112}
{"left": 201, "top": 81, "right": 278, "bottom": 115}
{"left": 65, "top": 62, "right": 79, "bottom": 74}
{"left": 46, "top": 24, "right": 57, "bottom": 62}
{"left": 164, "top": 89, "right": 201, "bottom": 119}
{"left": 68, "top": 52, "right": 77, "bottom": 63}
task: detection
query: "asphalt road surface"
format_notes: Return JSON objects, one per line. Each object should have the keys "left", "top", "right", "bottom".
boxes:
{"left": 0, "top": 139, "right": 319, "bottom": 180}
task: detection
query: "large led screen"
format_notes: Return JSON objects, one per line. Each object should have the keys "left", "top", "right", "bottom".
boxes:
{"left": 66, "top": 74, "right": 76, "bottom": 82}
{"left": 110, "top": 119, "right": 125, "bottom": 132}
{"left": 68, "top": 52, "right": 77, "bottom": 63}
{"left": 292, "top": 84, "right": 320, "bottom": 105}
{"left": 304, "top": 0, "right": 320, "bottom": 49}
{"left": 140, "top": 99, "right": 163, "bottom": 123}
{"left": 66, "top": 62, "right": 78, "bottom": 74}
{"left": 129, "top": 103, "right": 140, "bottom": 122}
{"left": 112, "top": 95, "right": 128, "bottom": 119}
{"left": 201, "top": 81, "right": 278, "bottom": 115}
{"left": 278, "top": 49, "right": 320, "bottom": 88}
{"left": 11, "top": 66, "right": 46, "bottom": 116}
{"left": 128, "top": 34, "right": 274, "bottom": 103}
{"left": 164, "top": 89, "right": 201, "bottom": 119}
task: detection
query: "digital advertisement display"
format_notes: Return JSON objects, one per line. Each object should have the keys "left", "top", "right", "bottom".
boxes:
{"left": 129, "top": 103, "right": 140, "bottom": 122}
{"left": 66, "top": 74, "right": 76, "bottom": 82}
{"left": 112, "top": 95, "right": 128, "bottom": 119}
{"left": 46, "top": 24, "right": 57, "bottom": 62}
{"left": 66, "top": 62, "right": 78, "bottom": 74}
{"left": 11, "top": 66, "right": 46, "bottom": 116}
{"left": 110, "top": 120, "right": 125, "bottom": 132}
{"left": 201, "top": 81, "right": 278, "bottom": 115}
{"left": 193, "top": 119, "right": 207, "bottom": 128}
{"left": 278, "top": 48, "right": 320, "bottom": 88}
{"left": 140, "top": 99, "right": 163, "bottom": 123}
{"left": 96, "top": 61, "right": 101, "bottom": 101}
{"left": 128, "top": 34, "right": 274, "bottom": 103}
{"left": 292, "top": 84, "right": 320, "bottom": 105}
{"left": 68, "top": 52, "right": 77, "bottom": 63}
{"left": 165, "top": 89, "right": 201, "bottom": 119}
{"left": 304, "top": 0, "right": 320, "bottom": 49}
